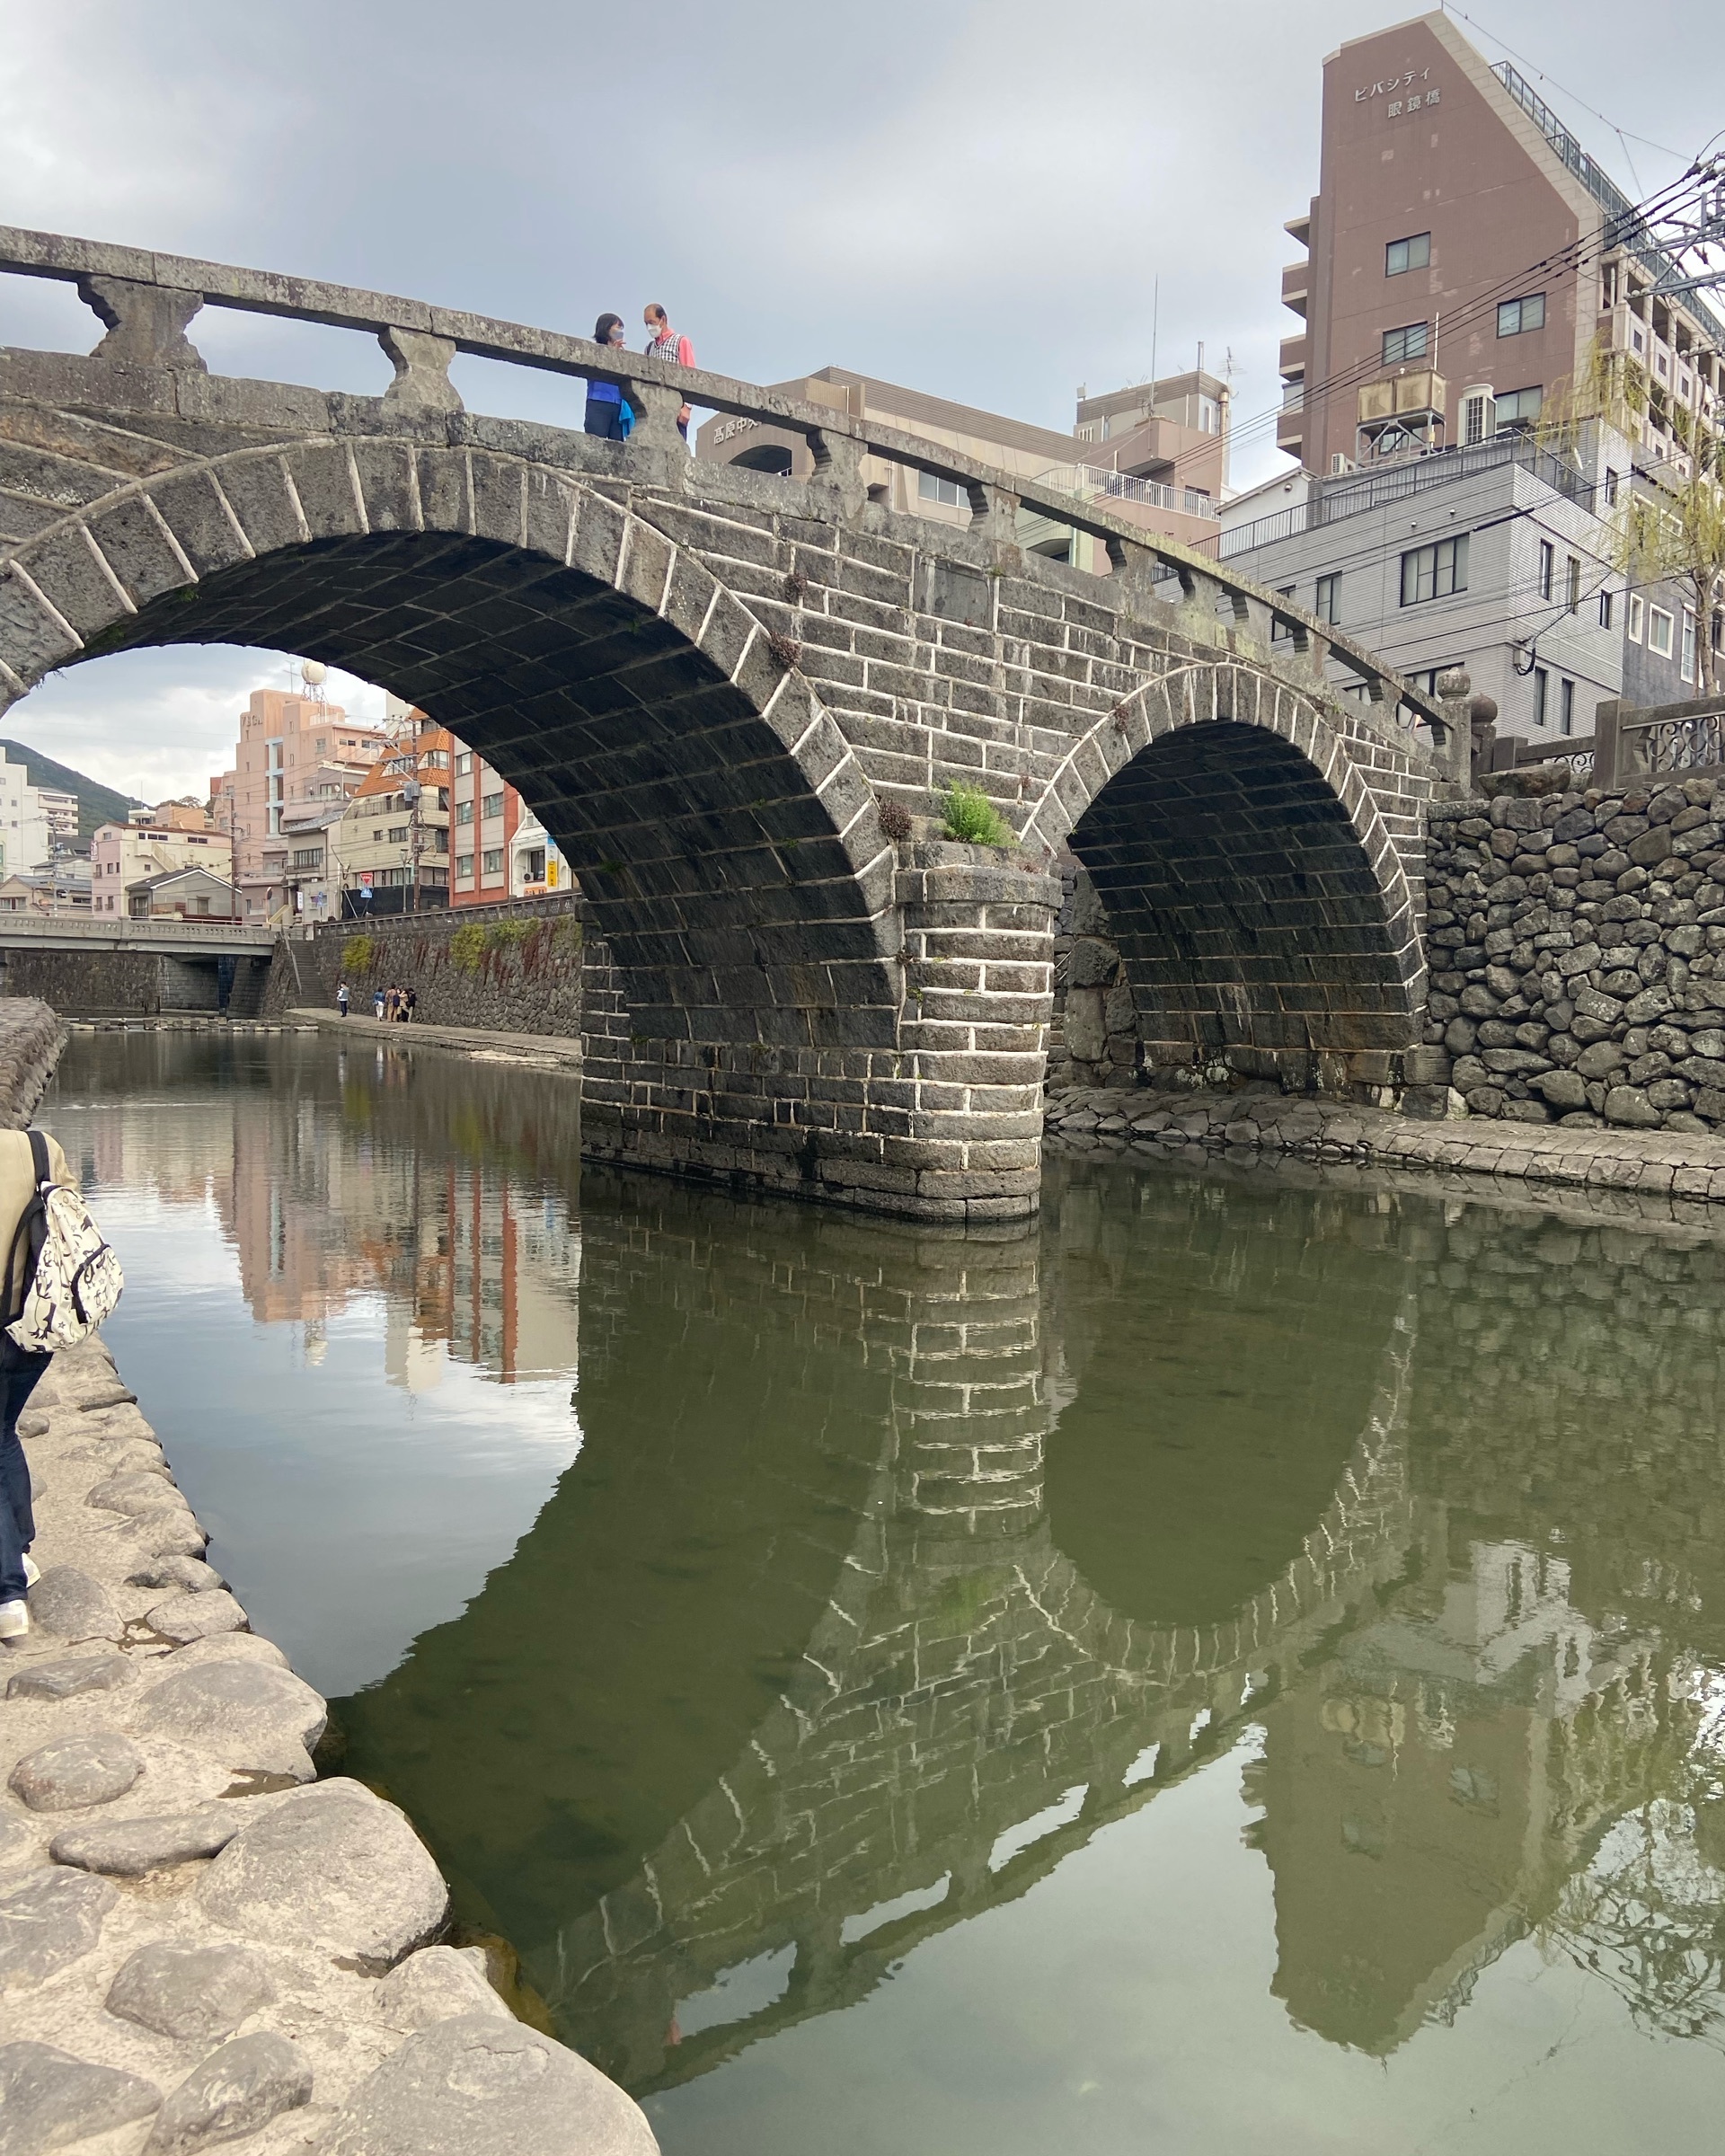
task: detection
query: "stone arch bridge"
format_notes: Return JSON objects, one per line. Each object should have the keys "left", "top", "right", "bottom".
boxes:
{"left": 0, "top": 226, "right": 1464, "bottom": 1219}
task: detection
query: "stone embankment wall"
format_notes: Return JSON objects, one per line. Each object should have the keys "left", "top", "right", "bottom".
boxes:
{"left": 263, "top": 897, "right": 584, "bottom": 1037}
{"left": 1422, "top": 773, "right": 1725, "bottom": 1132}
{"left": 0, "top": 1023, "right": 656, "bottom": 2152}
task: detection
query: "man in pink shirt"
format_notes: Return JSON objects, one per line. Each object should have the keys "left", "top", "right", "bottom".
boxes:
{"left": 642, "top": 305, "right": 694, "bottom": 440}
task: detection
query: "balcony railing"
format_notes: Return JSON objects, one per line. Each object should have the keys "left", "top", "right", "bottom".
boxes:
{"left": 1031, "top": 464, "right": 1218, "bottom": 522}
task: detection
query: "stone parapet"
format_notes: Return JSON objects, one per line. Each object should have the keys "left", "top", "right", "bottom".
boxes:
{"left": 0, "top": 996, "right": 67, "bottom": 1126}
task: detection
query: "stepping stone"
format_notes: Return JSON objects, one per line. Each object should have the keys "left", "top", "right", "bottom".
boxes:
{"left": 0, "top": 2040, "right": 160, "bottom": 2152}
{"left": 319, "top": 2015, "right": 657, "bottom": 2156}
{"left": 5, "top": 1652, "right": 133, "bottom": 1701}
{"left": 0, "top": 1869, "right": 117, "bottom": 1990}
{"left": 162, "top": 1632, "right": 287, "bottom": 1674}
{"left": 145, "top": 1590, "right": 246, "bottom": 1645}
{"left": 143, "top": 2032, "right": 311, "bottom": 2155}
{"left": 13, "top": 1408, "right": 49, "bottom": 1439}
{"left": 132, "top": 1659, "right": 324, "bottom": 1780}
{"left": 50, "top": 1805, "right": 242, "bottom": 1878}
{"left": 28, "top": 1566, "right": 120, "bottom": 1642}
{"left": 106, "top": 1940, "right": 274, "bottom": 2041}
{"left": 8, "top": 1731, "right": 144, "bottom": 1812}
{"left": 199, "top": 1780, "right": 447, "bottom": 1966}
{"left": 0, "top": 1819, "right": 37, "bottom": 1873}
{"left": 75, "top": 1379, "right": 138, "bottom": 1411}
{"left": 128, "top": 1555, "right": 224, "bottom": 1594}
{"left": 86, "top": 1469, "right": 175, "bottom": 1515}
{"left": 376, "top": 1945, "right": 509, "bottom": 2031}
{"left": 131, "top": 1511, "right": 208, "bottom": 1560}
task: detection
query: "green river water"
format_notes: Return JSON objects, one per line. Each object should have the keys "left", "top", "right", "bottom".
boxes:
{"left": 42, "top": 1028, "right": 1725, "bottom": 2154}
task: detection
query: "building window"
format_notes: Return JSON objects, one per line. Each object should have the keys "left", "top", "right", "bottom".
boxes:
{"left": 1598, "top": 589, "right": 1614, "bottom": 629}
{"left": 1271, "top": 586, "right": 1296, "bottom": 642}
{"left": 1605, "top": 469, "right": 1621, "bottom": 508}
{"left": 1628, "top": 592, "right": 1645, "bottom": 643}
{"left": 1567, "top": 556, "right": 1581, "bottom": 612}
{"left": 481, "top": 791, "right": 505, "bottom": 821}
{"left": 522, "top": 848, "right": 546, "bottom": 883}
{"left": 1315, "top": 572, "right": 1341, "bottom": 623}
{"left": 1385, "top": 232, "right": 1430, "bottom": 277}
{"left": 1560, "top": 678, "right": 1574, "bottom": 735}
{"left": 481, "top": 848, "right": 505, "bottom": 877}
{"left": 1382, "top": 323, "right": 1429, "bottom": 366}
{"left": 387, "top": 826, "right": 408, "bottom": 844}
{"left": 454, "top": 751, "right": 473, "bottom": 776}
{"left": 289, "top": 848, "right": 323, "bottom": 870}
{"left": 456, "top": 853, "right": 474, "bottom": 879}
{"left": 918, "top": 472, "right": 966, "bottom": 508}
{"left": 1497, "top": 294, "right": 1546, "bottom": 338}
{"left": 1400, "top": 535, "right": 1468, "bottom": 605}
{"left": 1495, "top": 385, "right": 1543, "bottom": 429}
{"left": 1534, "top": 667, "right": 1549, "bottom": 726}
{"left": 455, "top": 800, "right": 474, "bottom": 826}
{"left": 1683, "top": 608, "right": 1697, "bottom": 681}
{"left": 1538, "top": 541, "right": 1554, "bottom": 600}
{"left": 1648, "top": 605, "right": 1675, "bottom": 658}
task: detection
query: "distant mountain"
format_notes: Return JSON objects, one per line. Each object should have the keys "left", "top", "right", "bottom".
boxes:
{"left": 0, "top": 740, "right": 149, "bottom": 851}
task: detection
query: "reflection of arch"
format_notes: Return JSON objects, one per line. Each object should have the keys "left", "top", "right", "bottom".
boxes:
{"left": 1024, "top": 666, "right": 1425, "bottom": 1082}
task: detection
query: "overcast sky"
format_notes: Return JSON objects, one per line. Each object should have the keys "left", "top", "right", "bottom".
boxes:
{"left": 0, "top": 0, "right": 1714, "bottom": 801}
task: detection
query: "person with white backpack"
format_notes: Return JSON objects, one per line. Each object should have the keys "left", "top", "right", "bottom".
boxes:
{"left": 0, "top": 1127, "right": 123, "bottom": 1640}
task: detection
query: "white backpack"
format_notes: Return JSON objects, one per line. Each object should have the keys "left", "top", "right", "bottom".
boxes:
{"left": 6, "top": 1131, "right": 123, "bottom": 1354}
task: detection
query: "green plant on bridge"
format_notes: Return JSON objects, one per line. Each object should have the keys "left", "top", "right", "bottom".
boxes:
{"left": 448, "top": 923, "right": 487, "bottom": 974}
{"left": 938, "top": 780, "right": 1012, "bottom": 849}
{"left": 341, "top": 933, "right": 376, "bottom": 976}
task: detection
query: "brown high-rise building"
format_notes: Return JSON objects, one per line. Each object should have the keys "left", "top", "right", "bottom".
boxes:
{"left": 1279, "top": 12, "right": 1724, "bottom": 479}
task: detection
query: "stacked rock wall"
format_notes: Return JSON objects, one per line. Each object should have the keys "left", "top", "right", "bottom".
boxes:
{"left": 1423, "top": 773, "right": 1725, "bottom": 1132}
{"left": 1046, "top": 863, "right": 1142, "bottom": 1091}
{"left": 0, "top": 996, "right": 67, "bottom": 1126}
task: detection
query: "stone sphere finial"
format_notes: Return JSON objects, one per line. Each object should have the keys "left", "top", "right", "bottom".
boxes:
{"left": 1468, "top": 693, "right": 1499, "bottom": 726}
{"left": 1436, "top": 667, "right": 1471, "bottom": 700}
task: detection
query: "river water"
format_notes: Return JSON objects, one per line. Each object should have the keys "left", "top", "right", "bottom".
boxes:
{"left": 42, "top": 1029, "right": 1725, "bottom": 2153}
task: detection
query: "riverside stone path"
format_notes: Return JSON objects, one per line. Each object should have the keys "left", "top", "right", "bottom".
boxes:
{"left": 289, "top": 1009, "right": 584, "bottom": 1068}
{"left": 0, "top": 1329, "right": 656, "bottom": 2156}
{"left": 1045, "top": 1082, "right": 1725, "bottom": 1203}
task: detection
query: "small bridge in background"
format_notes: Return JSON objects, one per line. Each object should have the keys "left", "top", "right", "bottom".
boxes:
{"left": 0, "top": 910, "right": 275, "bottom": 1014}
{"left": 0, "top": 227, "right": 1466, "bottom": 1218}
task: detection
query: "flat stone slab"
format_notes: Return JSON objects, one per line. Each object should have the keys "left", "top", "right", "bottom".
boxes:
{"left": 130, "top": 1510, "right": 208, "bottom": 1559}
{"left": 145, "top": 1590, "right": 247, "bottom": 1644}
{"left": 0, "top": 1869, "right": 117, "bottom": 1990}
{"left": 50, "top": 1804, "right": 241, "bottom": 1878}
{"left": 199, "top": 1780, "right": 447, "bottom": 1966}
{"left": 318, "top": 2015, "right": 658, "bottom": 2156}
{"left": 132, "top": 1658, "right": 325, "bottom": 1780}
{"left": 128, "top": 1555, "right": 224, "bottom": 1594}
{"left": 26, "top": 1565, "right": 120, "bottom": 1641}
{"left": 107, "top": 1939, "right": 274, "bottom": 2042}
{"left": 0, "top": 2040, "right": 160, "bottom": 2155}
{"left": 9, "top": 1730, "right": 144, "bottom": 1811}
{"left": 5, "top": 1651, "right": 133, "bottom": 1701}
{"left": 376, "top": 1946, "right": 509, "bottom": 2033}
{"left": 86, "top": 1469, "right": 176, "bottom": 1515}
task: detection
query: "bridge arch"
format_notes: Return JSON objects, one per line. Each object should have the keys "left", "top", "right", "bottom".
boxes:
{"left": 1023, "top": 662, "right": 1426, "bottom": 1088}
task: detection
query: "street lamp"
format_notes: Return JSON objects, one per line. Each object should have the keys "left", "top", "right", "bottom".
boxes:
{"left": 401, "top": 775, "right": 422, "bottom": 915}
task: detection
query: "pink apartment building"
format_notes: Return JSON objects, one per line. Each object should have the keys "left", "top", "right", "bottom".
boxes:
{"left": 211, "top": 690, "right": 388, "bottom": 922}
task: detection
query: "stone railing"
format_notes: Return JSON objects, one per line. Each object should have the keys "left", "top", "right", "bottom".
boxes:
{"left": 0, "top": 224, "right": 1451, "bottom": 747}
{"left": 0, "top": 915, "right": 275, "bottom": 949}
{"left": 1595, "top": 694, "right": 1725, "bottom": 787}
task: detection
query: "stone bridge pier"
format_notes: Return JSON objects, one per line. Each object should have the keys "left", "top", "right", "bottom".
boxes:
{"left": 0, "top": 226, "right": 1462, "bottom": 1218}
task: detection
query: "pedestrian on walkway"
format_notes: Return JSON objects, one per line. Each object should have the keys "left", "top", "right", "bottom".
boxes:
{"left": 336, "top": 980, "right": 349, "bottom": 1019}
{"left": 373, "top": 985, "right": 386, "bottom": 1021}
{"left": 585, "top": 314, "right": 633, "bottom": 441}
{"left": 0, "top": 1126, "right": 77, "bottom": 1639}
{"left": 403, "top": 988, "right": 417, "bottom": 1024}
{"left": 642, "top": 305, "right": 694, "bottom": 440}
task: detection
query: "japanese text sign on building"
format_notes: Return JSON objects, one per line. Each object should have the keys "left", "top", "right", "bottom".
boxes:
{"left": 1357, "top": 67, "right": 1440, "bottom": 116}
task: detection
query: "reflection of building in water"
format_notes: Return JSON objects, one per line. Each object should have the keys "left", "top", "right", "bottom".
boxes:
{"left": 396, "top": 1166, "right": 579, "bottom": 1386}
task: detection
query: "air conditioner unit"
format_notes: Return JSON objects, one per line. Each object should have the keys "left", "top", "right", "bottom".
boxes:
{"left": 1330, "top": 453, "right": 1356, "bottom": 476}
{"left": 1460, "top": 384, "right": 1496, "bottom": 447}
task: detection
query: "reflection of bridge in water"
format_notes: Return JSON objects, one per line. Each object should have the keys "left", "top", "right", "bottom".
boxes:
{"left": 328, "top": 1149, "right": 1725, "bottom": 2097}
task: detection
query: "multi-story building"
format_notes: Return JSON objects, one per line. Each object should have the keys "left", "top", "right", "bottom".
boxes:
{"left": 508, "top": 808, "right": 569, "bottom": 899}
{"left": 1276, "top": 12, "right": 1723, "bottom": 481}
{"left": 448, "top": 747, "right": 523, "bottom": 906}
{"left": 215, "top": 686, "right": 388, "bottom": 923}
{"left": 1232, "top": 10, "right": 1724, "bottom": 746}
{"left": 334, "top": 719, "right": 452, "bottom": 916}
{"left": 0, "top": 747, "right": 49, "bottom": 881}
{"left": 34, "top": 788, "right": 78, "bottom": 851}
{"left": 694, "top": 366, "right": 1229, "bottom": 560}
{"left": 90, "top": 810, "right": 231, "bottom": 915}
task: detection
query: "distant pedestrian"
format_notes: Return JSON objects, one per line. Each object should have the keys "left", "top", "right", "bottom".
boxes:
{"left": 403, "top": 988, "right": 417, "bottom": 1024}
{"left": 642, "top": 305, "right": 694, "bottom": 440}
{"left": 336, "top": 981, "right": 349, "bottom": 1019}
{"left": 585, "top": 314, "right": 633, "bottom": 441}
{"left": 373, "top": 985, "right": 386, "bottom": 1021}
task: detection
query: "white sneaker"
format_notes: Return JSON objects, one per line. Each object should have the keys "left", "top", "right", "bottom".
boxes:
{"left": 22, "top": 1555, "right": 40, "bottom": 1587}
{"left": 0, "top": 1601, "right": 27, "bottom": 1640}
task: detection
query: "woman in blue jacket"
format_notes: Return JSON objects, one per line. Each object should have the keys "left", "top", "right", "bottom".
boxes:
{"left": 585, "top": 314, "right": 632, "bottom": 440}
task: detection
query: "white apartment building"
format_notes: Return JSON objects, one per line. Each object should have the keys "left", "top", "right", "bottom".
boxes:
{"left": 0, "top": 749, "right": 50, "bottom": 880}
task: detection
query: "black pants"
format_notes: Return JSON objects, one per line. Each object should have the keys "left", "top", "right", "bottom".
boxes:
{"left": 584, "top": 399, "right": 627, "bottom": 441}
{"left": 0, "top": 1338, "right": 52, "bottom": 1603}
